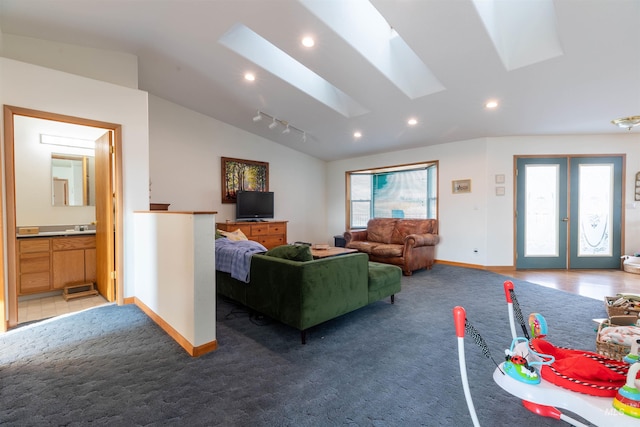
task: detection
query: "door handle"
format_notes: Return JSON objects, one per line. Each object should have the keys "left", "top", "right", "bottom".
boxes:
{"left": 562, "top": 218, "right": 569, "bottom": 222}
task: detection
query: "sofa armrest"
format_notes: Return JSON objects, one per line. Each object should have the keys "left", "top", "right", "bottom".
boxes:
{"left": 405, "top": 233, "right": 440, "bottom": 248}
{"left": 247, "top": 252, "right": 370, "bottom": 330}
{"left": 344, "top": 229, "right": 367, "bottom": 244}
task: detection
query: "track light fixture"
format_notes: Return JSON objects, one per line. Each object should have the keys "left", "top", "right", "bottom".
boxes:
{"left": 251, "top": 110, "right": 307, "bottom": 142}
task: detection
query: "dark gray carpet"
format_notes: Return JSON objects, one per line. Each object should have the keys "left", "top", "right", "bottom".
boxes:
{"left": 0, "top": 265, "right": 605, "bottom": 426}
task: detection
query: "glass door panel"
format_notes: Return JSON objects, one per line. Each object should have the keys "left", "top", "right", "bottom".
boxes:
{"left": 578, "top": 164, "right": 613, "bottom": 256}
{"left": 570, "top": 157, "right": 622, "bottom": 269}
{"left": 524, "top": 165, "right": 560, "bottom": 257}
{"left": 516, "top": 158, "right": 568, "bottom": 269}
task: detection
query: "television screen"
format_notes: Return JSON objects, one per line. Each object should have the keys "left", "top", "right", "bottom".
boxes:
{"left": 236, "top": 191, "right": 274, "bottom": 221}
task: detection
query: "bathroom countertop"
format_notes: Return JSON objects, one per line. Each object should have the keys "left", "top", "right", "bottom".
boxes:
{"left": 17, "top": 230, "right": 96, "bottom": 238}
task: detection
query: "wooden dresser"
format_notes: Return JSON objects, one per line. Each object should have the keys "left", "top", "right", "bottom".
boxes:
{"left": 216, "top": 221, "right": 287, "bottom": 250}
{"left": 17, "top": 235, "right": 96, "bottom": 295}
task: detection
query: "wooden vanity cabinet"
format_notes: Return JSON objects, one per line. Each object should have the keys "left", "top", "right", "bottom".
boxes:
{"left": 18, "top": 235, "right": 97, "bottom": 295}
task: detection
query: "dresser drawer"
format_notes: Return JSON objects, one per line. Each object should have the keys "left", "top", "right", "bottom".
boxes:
{"left": 258, "top": 236, "right": 286, "bottom": 249}
{"left": 268, "top": 224, "right": 285, "bottom": 235}
{"left": 251, "top": 224, "right": 270, "bottom": 236}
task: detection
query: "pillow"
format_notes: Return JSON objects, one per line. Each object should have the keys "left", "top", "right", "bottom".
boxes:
{"left": 265, "top": 244, "right": 313, "bottom": 262}
{"left": 215, "top": 229, "right": 226, "bottom": 239}
{"left": 217, "top": 228, "right": 248, "bottom": 241}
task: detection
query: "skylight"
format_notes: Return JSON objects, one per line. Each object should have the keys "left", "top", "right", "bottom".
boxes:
{"left": 218, "top": 23, "right": 369, "bottom": 118}
{"left": 471, "top": 0, "right": 563, "bottom": 71}
{"left": 299, "top": 0, "right": 445, "bottom": 100}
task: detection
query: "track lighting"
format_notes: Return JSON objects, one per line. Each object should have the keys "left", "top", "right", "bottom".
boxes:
{"left": 250, "top": 110, "right": 307, "bottom": 142}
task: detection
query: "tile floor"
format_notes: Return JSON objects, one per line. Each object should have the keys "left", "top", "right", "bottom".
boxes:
{"left": 18, "top": 294, "right": 109, "bottom": 324}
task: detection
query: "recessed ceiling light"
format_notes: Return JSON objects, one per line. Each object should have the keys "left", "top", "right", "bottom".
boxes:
{"left": 354, "top": 131, "right": 362, "bottom": 139}
{"left": 244, "top": 72, "right": 256, "bottom": 81}
{"left": 301, "top": 36, "right": 315, "bottom": 48}
{"left": 485, "top": 100, "right": 499, "bottom": 109}
{"left": 407, "top": 118, "right": 418, "bottom": 126}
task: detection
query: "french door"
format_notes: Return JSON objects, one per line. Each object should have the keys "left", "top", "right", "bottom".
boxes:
{"left": 516, "top": 156, "right": 623, "bottom": 269}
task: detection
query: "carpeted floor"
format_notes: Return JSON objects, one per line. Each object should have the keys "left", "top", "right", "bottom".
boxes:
{"left": 0, "top": 265, "right": 606, "bottom": 426}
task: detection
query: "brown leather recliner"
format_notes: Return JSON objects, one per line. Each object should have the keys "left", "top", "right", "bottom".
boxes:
{"left": 344, "top": 218, "right": 439, "bottom": 276}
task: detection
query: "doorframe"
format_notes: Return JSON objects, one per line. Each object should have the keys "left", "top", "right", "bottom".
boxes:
{"left": 2, "top": 105, "right": 124, "bottom": 330}
{"left": 513, "top": 153, "right": 626, "bottom": 270}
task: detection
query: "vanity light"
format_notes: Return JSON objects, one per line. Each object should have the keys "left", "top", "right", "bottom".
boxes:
{"left": 253, "top": 111, "right": 262, "bottom": 122}
{"left": 268, "top": 118, "right": 278, "bottom": 129}
{"left": 282, "top": 124, "right": 291, "bottom": 134}
{"left": 40, "top": 134, "right": 95, "bottom": 150}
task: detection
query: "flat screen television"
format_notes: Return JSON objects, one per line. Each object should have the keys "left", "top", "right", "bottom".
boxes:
{"left": 235, "top": 191, "right": 274, "bottom": 221}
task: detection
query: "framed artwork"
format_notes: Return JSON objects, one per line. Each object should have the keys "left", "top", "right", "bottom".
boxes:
{"left": 452, "top": 179, "right": 471, "bottom": 194}
{"left": 221, "top": 157, "right": 269, "bottom": 203}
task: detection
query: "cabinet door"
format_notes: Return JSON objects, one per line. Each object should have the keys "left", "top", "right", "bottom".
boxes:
{"left": 52, "top": 250, "right": 86, "bottom": 288}
{"left": 85, "top": 248, "right": 97, "bottom": 283}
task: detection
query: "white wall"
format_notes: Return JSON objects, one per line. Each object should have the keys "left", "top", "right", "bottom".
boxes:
{"left": 148, "top": 95, "right": 330, "bottom": 245}
{"left": 0, "top": 57, "right": 149, "bottom": 301}
{"left": 1, "top": 34, "right": 138, "bottom": 89}
{"left": 328, "top": 133, "right": 640, "bottom": 267}
{"left": 134, "top": 212, "right": 216, "bottom": 349}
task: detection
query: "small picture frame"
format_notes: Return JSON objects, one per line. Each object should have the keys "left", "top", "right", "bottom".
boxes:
{"left": 496, "top": 186, "right": 505, "bottom": 196}
{"left": 452, "top": 179, "right": 471, "bottom": 194}
{"left": 495, "top": 174, "right": 505, "bottom": 184}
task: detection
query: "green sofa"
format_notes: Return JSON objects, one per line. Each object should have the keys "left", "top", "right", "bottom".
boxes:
{"left": 216, "top": 251, "right": 401, "bottom": 344}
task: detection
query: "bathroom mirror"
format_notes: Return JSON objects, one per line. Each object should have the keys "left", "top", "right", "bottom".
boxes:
{"left": 51, "top": 154, "right": 95, "bottom": 206}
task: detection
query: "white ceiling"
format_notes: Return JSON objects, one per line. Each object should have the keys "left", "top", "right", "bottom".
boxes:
{"left": 0, "top": 0, "right": 638, "bottom": 161}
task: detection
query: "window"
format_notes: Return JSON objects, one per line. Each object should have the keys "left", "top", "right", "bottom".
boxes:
{"left": 347, "top": 162, "right": 438, "bottom": 229}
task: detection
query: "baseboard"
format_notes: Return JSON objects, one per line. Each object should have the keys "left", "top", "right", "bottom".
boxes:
{"left": 434, "top": 260, "right": 514, "bottom": 271}
{"left": 132, "top": 297, "right": 218, "bottom": 357}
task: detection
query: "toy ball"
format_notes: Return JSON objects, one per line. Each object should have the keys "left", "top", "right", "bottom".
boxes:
{"left": 528, "top": 313, "right": 548, "bottom": 338}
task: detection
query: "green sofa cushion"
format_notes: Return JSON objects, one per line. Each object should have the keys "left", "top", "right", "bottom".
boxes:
{"left": 265, "top": 244, "right": 313, "bottom": 262}
{"left": 367, "top": 261, "right": 402, "bottom": 303}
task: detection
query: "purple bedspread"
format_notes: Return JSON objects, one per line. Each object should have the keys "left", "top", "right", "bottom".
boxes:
{"left": 215, "top": 238, "right": 267, "bottom": 283}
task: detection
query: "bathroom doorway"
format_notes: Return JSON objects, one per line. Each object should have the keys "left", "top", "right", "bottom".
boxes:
{"left": 2, "top": 105, "right": 123, "bottom": 329}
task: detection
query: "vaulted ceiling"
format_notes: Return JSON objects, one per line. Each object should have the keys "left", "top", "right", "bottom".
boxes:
{"left": 1, "top": 0, "right": 638, "bottom": 161}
